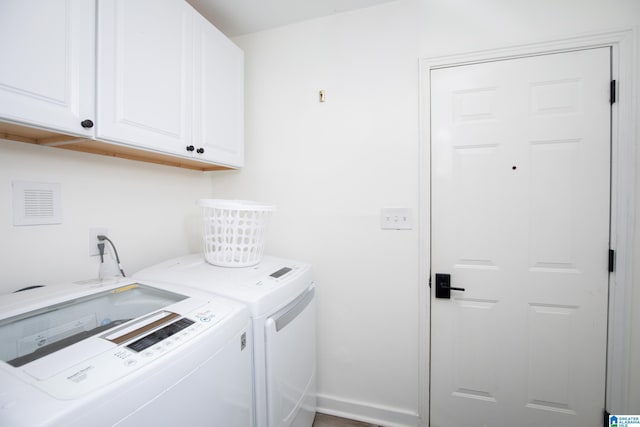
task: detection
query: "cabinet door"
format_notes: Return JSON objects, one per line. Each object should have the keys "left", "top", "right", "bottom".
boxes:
{"left": 97, "top": 0, "right": 192, "bottom": 153}
{"left": 0, "top": 0, "right": 95, "bottom": 137}
{"left": 192, "top": 12, "right": 244, "bottom": 168}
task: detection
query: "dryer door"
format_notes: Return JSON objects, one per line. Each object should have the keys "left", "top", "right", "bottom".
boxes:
{"left": 264, "top": 284, "right": 316, "bottom": 427}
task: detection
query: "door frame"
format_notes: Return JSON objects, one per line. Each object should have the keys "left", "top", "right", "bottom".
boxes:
{"left": 418, "top": 29, "right": 637, "bottom": 426}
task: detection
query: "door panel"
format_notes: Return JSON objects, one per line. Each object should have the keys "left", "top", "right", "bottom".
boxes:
{"left": 97, "top": 0, "right": 192, "bottom": 151}
{"left": 430, "top": 48, "right": 610, "bottom": 427}
{"left": 193, "top": 12, "right": 244, "bottom": 167}
{"left": 0, "top": 0, "right": 95, "bottom": 136}
{"left": 265, "top": 286, "right": 316, "bottom": 427}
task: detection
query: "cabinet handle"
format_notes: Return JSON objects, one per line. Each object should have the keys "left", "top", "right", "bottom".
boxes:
{"left": 81, "top": 119, "right": 94, "bottom": 129}
{"left": 186, "top": 145, "right": 195, "bottom": 152}
{"left": 196, "top": 147, "right": 205, "bottom": 154}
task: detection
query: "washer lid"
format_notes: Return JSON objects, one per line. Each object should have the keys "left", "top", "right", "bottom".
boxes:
{"left": 0, "top": 278, "right": 247, "bottom": 385}
{"left": 0, "top": 283, "right": 187, "bottom": 369}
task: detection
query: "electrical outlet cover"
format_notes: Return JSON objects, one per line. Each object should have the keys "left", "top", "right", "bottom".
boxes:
{"left": 89, "top": 227, "right": 108, "bottom": 256}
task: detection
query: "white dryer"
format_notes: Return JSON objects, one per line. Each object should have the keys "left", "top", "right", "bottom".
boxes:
{"left": 134, "top": 254, "right": 316, "bottom": 427}
{"left": 0, "top": 277, "right": 252, "bottom": 427}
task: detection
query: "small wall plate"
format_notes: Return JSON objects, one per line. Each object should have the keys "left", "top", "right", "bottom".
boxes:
{"left": 12, "top": 181, "right": 62, "bottom": 226}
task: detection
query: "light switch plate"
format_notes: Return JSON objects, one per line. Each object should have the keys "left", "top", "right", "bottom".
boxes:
{"left": 380, "top": 207, "right": 412, "bottom": 230}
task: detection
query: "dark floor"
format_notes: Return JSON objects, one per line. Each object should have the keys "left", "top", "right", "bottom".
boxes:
{"left": 313, "top": 413, "right": 380, "bottom": 427}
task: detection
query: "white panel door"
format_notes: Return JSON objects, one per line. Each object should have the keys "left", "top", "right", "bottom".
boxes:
{"left": 430, "top": 48, "right": 611, "bottom": 427}
{"left": 97, "top": 0, "right": 192, "bottom": 153}
{"left": 0, "top": 0, "right": 95, "bottom": 136}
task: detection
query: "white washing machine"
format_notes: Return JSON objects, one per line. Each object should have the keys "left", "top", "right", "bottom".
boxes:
{"left": 134, "top": 254, "right": 316, "bottom": 427}
{"left": 0, "top": 277, "right": 252, "bottom": 427}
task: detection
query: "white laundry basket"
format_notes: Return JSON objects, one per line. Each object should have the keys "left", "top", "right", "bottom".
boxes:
{"left": 197, "top": 199, "right": 275, "bottom": 267}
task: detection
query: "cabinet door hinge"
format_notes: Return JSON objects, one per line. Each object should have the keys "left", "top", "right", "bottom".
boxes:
{"left": 608, "top": 249, "right": 615, "bottom": 272}
{"left": 610, "top": 80, "right": 617, "bottom": 104}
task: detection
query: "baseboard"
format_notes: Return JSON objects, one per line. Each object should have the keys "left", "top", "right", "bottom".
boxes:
{"left": 316, "top": 393, "right": 421, "bottom": 427}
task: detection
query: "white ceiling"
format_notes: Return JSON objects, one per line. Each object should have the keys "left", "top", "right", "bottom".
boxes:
{"left": 186, "top": 0, "right": 397, "bottom": 37}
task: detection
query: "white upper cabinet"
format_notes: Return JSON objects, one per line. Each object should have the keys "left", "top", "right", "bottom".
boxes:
{"left": 0, "top": 0, "right": 95, "bottom": 137}
{"left": 0, "top": 0, "right": 243, "bottom": 170}
{"left": 97, "top": 0, "right": 244, "bottom": 167}
{"left": 192, "top": 12, "right": 244, "bottom": 168}
{"left": 97, "top": 0, "right": 193, "bottom": 154}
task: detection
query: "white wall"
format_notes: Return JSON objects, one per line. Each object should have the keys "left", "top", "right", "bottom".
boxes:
{"left": 213, "top": 1, "right": 423, "bottom": 424}
{"left": 0, "top": 139, "right": 211, "bottom": 294}
{"left": 213, "top": 0, "right": 640, "bottom": 424}
{"left": 419, "top": 0, "right": 640, "bottom": 56}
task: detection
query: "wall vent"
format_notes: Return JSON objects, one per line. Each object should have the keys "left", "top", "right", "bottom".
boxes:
{"left": 12, "top": 181, "right": 62, "bottom": 226}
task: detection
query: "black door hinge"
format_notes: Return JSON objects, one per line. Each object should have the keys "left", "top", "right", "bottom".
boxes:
{"left": 608, "top": 249, "right": 615, "bottom": 272}
{"left": 610, "top": 80, "right": 616, "bottom": 104}
{"left": 428, "top": 275, "right": 432, "bottom": 288}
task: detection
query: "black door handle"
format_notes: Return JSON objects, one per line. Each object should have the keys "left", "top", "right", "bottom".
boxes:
{"left": 435, "top": 273, "right": 465, "bottom": 299}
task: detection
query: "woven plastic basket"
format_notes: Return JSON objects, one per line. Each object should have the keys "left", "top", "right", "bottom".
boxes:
{"left": 197, "top": 199, "right": 275, "bottom": 267}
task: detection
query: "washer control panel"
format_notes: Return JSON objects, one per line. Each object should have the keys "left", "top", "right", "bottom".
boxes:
{"left": 251, "top": 264, "right": 300, "bottom": 290}
{"left": 269, "top": 267, "right": 292, "bottom": 279}
{"left": 34, "top": 303, "right": 228, "bottom": 400}
{"left": 127, "top": 318, "right": 195, "bottom": 353}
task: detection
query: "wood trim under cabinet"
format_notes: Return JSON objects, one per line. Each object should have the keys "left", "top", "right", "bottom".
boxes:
{"left": 0, "top": 121, "right": 232, "bottom": 172}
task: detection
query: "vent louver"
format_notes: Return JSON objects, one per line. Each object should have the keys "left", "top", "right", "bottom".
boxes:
{"left": 12, "top": 181, "right": 62, "bottom": 226}
{"left": 24, "top": 189, "right": 55, "bottom": 218}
